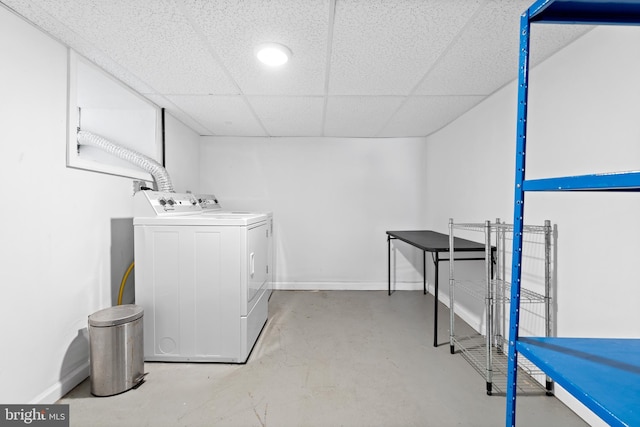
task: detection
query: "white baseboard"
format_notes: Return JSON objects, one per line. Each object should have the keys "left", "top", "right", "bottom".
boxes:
{"left": 449, "top": 302, "right": 483, "bottom": 334}
{"left": 272, "top": 281, "right": 425, "bottom": 291}
{"left": 30, "top": 362, "right": 89, "bottom": 404}
{"left": 276, "top": 282, "right": 484, "bottom": 334}
{"left": 430, "top": 287, "right": 483, "bottom": 334}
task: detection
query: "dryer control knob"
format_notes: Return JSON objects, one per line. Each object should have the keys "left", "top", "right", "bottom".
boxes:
{"left": 158, "top": 198, "right": 167, "bottom": 206}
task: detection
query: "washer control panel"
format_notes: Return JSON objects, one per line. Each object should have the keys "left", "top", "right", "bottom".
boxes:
{"left": 134, "top": 190, "right": 202, "bottom": 216}
{"left": 194, "top": 194, "right": 221, "bottom": 211}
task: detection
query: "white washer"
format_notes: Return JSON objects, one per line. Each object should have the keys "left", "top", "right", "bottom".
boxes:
{"left": 133, "top": 190, "right": 272, "bottom": 363}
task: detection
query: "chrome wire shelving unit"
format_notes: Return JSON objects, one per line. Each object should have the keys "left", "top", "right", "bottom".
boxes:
{"left": 507, "top": 1, "right": 640, "bottom": 426}
{"left": 448, "top": 219, "right": 553, "bottom": 396}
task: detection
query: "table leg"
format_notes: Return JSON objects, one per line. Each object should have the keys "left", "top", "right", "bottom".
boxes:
{"left": 433, "top": 252, "right": 439, "bottom": 347}
{"left": 387, "top": 235, "right": 391, "bottom": 296}
{"left": 423, "top": 250, "right": 426, "bottom": 295}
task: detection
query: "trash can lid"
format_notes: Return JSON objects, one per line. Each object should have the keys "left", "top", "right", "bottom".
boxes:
{"left": 89, "top": 304, "right": 144, "bottom": 327}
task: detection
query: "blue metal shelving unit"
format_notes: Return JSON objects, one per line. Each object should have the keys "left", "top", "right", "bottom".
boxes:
{"left": 507, "top": 1, "right": 640, "bottom": 426}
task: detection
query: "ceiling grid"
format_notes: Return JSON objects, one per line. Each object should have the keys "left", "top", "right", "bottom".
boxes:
{"left": 1, "top": 0, "right": 593, "bottom": 138}
{"left": 321, "top": 0, "right": 337, "bottom": 137}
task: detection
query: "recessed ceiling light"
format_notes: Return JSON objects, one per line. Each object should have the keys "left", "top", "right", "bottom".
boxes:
{"left": 255, "top": 43, "right": 292, "bottom": 67}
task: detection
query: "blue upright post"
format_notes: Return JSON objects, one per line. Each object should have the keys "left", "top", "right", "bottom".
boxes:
{"left": 506, "top": 10, "right": 531, "bottom": 427}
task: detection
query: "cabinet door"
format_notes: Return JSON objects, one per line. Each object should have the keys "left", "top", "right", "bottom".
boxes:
{"left": 248, "top": 223, "right": 268, "bottom": 304}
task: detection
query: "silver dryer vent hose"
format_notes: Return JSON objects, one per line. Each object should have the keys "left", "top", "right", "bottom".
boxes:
{"left": 77, "top": 130, "right": 174, "bottom": 192}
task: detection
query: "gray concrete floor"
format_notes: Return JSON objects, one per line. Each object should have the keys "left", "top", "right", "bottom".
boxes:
{"left": 60, "top": 290, "right": 588, "bottom": 427}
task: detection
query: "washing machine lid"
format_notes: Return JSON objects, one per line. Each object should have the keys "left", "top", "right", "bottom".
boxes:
{"left": 134, "top": 212, "right": 267, "bottom": 226}
{"left": 204, "top": 209, "right": 273, "bottom": 218}
{"left": 198, "top": 211, "right": 268, "bottom": 225}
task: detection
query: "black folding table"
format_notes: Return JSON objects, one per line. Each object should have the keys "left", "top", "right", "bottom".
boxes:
{"left": 386, "top": 230, "right": 488, "bottom": 347}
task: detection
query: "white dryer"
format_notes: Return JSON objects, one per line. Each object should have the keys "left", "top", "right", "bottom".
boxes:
{"left": 194, "top": 193, "right": 274, "bottom": 300}
{"left": 133, "top": 190, "right": 272, "bottom": 363}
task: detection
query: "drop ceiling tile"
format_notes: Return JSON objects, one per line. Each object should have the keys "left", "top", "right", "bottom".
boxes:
{"left": 415, "top": 1, "right": 533, "bottom": 95}
{"left": 179, "top": 0, "right": 329, "bottom": 95}
{"left": 329, "top": 0, "right": 484, "bottom": 96}
{"left": 379, "top": 96, "right": 485, "bottom": 137}
{"left": 324, "top": 96, "right": 404, "bottom": 137}
{"left": 8, "top": 0, "right": 237, "bottom": 94}
{"left": 1, "top": 0, "right": 158, "bottom": 95}
{"left": 166, "top": 95, "right": 267, "bottom": 136}
{"left": 415, "top": 0, "right": 592, "bottom": 96}
{"left": 247, "top": 96, "right": 324, "bottom": 136}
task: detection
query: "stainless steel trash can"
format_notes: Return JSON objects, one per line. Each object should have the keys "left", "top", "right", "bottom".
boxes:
{"left": 88, "top": 304, "right": 144, "bottom": 396}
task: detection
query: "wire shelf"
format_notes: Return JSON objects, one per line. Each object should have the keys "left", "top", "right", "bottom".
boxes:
{"left": 452, "top": 334, "right": 548, "bottom": 395}
{"left": 451, "top": 222, "right": 549, "bottom": 234}
{"left": 448, "top": 218, "right": 553, "bottom": 398}
{"left": 493, "top": 280, "right": 546, "bottom": 303}
{"left": 451, "top": 279, "right": 486, "bottom": 300}
{"left": 452, "top": 279, "right": 546, "bottom": 303}
{"left": 450, "top": 222, "right": 486, "bottom": 232}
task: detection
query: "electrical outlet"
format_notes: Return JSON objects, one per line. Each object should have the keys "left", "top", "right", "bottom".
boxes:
{"left": 133, "top": 180, "right": 147, "bottom": 194}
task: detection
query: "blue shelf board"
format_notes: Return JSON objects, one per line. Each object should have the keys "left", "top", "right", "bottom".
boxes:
{"left": 529, "top": 0, "right": 640, "bottom": 25}
{"left": 523, "top": 171, "right": 640, "bottom": 191}
{"left": 517, "top": 337, "right": 640, "bottom": 427}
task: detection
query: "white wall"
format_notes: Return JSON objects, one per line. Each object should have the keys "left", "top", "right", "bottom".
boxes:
{"left": 0, "top": 6, "right": 199, "bottom": 404}
{"left": 199, "top": 136, "right": 429, "bottom": 289}
{"left": 164, "top": 112, "right": 201, "bottom": 193}
{"left": 4, "top": 3, "right": 637, "bottom": 423}
{"left": 425, "top": 25, "right": 640, "bottom": 426}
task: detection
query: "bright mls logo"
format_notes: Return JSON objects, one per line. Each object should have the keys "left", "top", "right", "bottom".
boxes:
{"left": 0, "top": 405, "right": 69, "bottom": 427}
